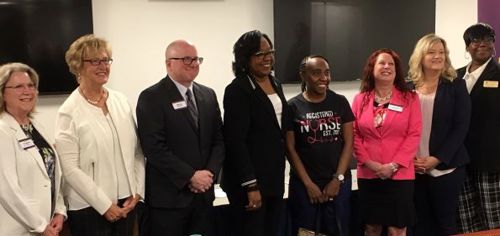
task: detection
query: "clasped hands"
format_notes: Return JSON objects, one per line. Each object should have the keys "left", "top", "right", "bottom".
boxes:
{"left": 104, "top": 194, "right": 140, "bottom": 223}
{"left": 414, "top": 156, "right": 440, "bottom": 174}
{"left": 305, "top": 179, "right": 341, "bottom": 204}
{"left": 189, "top": 170, "right": 214, "bottom": 193}
{"left": 365, "top": 161, "right": 396, "bottom": 180}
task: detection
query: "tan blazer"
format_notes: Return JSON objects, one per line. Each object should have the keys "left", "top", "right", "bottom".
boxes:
{"left": 0, "top": 112, "right": 66, "bottom": 236}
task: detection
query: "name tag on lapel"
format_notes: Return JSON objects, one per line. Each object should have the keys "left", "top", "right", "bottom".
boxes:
{"left": 388, "top": 104, "right": 403, "bottom": 112}
{"left": 172, "top": 100, "right": 187, "bottom": 110}
{"left": 483, "top": 80, "right": 499, "bottom": 88}
{"left": 18, "top": 138, "right": 36, "bottom": 150}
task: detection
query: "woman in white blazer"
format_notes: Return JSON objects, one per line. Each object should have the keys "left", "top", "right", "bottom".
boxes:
{"left": 54, "top": 35, "right": 145, "bottom": 236}
{"left": 0, "top": 63, "right": 66, "bottom": 236}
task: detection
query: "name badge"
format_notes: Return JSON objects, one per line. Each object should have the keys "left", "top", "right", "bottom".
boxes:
{"left": 18, "top": 138, "right": 36, "bottom": 150}
{"left": 388, "top": 104, "right": 403, "bottom": 112}
{"left": 172, "top": 101, "right": 187, "bottom": 110}
{"left": 483, "top": 80, "right": 499, "bottom": 88}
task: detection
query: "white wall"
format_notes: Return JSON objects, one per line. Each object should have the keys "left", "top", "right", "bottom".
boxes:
{"left": 436, "top": 0, "right": 477, "bottom": 67}
{"left": 35, "top": 0, "right": 477, "bottom": 141}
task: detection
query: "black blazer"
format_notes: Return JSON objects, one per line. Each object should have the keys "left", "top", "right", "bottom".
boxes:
{"left": 221, "top": 74, "right": 289, "bottom": 197}
{"left": 136, "top": 76, "right": 224, "bottom": 208}
{"left": 457, "top": 59, "right": 500, "bottom": 172}
{"left": 410, "top": 78, "right": 471, "bottom": 170}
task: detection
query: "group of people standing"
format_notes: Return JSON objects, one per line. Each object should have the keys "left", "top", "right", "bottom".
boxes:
{"left": 348, "top": 23, "right": 498, "bottom": 236}
{"left": 0, "top": 23, "right": 498, "bottom": 236}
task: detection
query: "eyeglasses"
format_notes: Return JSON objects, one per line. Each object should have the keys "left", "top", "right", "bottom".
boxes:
{"left": 169, "top": 57, "right": 204, "bottom": 65}
{"left": 83, "top": 58, "right": 113, "bottom": 66}
{"left": 5, "top": 83, "right": 36, "bottom": 92}
{"left": 471, "top": 37, "right": 494, "bottom": 45}
{"left": 253, "top": 49, "right": 276, "bottom": 58}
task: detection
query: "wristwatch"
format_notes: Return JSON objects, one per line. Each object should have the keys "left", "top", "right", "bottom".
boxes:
{"left": 333, "top": 173, "right": 345, "bottom": 183}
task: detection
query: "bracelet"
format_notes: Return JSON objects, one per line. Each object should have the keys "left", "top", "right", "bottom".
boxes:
{"left": 389, "top": 162, "right": 399, "bottom": 173}
{"left": 246, "top": 184, "right": 260, "bottom": 192}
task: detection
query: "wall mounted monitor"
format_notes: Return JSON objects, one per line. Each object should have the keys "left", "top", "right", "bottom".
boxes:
{"left": 274, "top": 0, "right": 435, "bottom": 83}
{"left": 0, "top": 0, "right": 93, "bottom": 94}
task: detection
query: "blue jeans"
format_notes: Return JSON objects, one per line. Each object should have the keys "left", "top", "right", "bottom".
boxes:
{"left": 288, "top": 174, "right": 351, "bottom": 236}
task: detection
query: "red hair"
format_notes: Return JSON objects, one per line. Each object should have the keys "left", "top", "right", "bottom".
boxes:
{"left": 359, "top": 48, "right": 409, "bottom": 93}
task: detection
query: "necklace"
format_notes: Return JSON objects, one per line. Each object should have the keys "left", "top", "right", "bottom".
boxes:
{"left": 80, "top": 87, "right": 106, "bottom": 105}
{"left": 374, "top": 90, "right": 392, "bottom": 104}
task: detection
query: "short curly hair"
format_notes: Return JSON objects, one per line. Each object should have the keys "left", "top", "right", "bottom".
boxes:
{"left": 65, "top": 34, "right": 112, "bottom": 79}
{"left": 0, "top": 62, "right": 39, "bottom": 116}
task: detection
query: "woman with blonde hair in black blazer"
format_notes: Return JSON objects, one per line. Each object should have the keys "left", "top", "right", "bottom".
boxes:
{"left": 408, "top": 34, "right": 471, "bottom": 236}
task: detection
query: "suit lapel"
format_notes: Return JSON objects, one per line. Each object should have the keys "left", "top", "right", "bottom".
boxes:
{"left": 432, "top": 79, "right": 447, "bottom": 124}
{"left": 163, "top": 77, "right": 199, "bottom": 133}
{"left": 470, "top": 59, "right": 498, "bottom": 100}
{"left": 193, "top": 83, "right": 205, "bottom": 132}
{"left": 247, "top": 75, "right": 283, "bottom": 131}
{"left": 379, "top": 88, "right": 403, "bottom": 136}
{"left": 356, "top": 92, "right": 379, "bottom": 138}
{"left": 32, "top": 119, "right": 62, "bottom": 198}
{"left": 3, "top": 113, "right": 49, "bottom": 178}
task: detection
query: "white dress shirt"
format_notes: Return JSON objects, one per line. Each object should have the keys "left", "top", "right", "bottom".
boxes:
{"left": 463, "top": 58, "right": 492, "bottom": 93}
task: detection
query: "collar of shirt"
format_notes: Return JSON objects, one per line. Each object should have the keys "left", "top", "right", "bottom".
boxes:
{"left": 463, "top": 58, "right": 491, "bottom": 93}
{"left": 169, "top": 76, "right": 194, "bottom": 101}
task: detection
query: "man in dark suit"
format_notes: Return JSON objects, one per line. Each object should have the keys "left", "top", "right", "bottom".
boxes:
{"left": 456, "top": 23, "right": 500, "bottom": 233}
{"left": 136, "top": 40, "right": 224, "bottom": 236}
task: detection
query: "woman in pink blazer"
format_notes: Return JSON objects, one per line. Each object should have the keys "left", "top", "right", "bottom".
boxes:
{"left": 352, "top": 49, "right": 422, "bottom": 236}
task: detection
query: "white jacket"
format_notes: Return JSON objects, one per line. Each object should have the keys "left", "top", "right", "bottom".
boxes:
{"left": 55, "top": 88, "right": 145, "bottom": 214}
{"left": 0, "top": 112, "right": 66, "bottom": 236}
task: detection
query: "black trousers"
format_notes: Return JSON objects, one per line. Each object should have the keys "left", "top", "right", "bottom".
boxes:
{"left": 68, "top": 199, "right": 136, "bottom": 236}
{"left": 413, "top": 166, "right": 466, "bottom": 236}
{"left": 146, "top": 194, "right": 212, "bottom": 236}
{"left": 226, "top": 190, "right": 284, "bottom": 236}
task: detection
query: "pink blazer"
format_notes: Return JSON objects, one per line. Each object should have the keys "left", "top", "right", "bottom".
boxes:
{"left": 352, "top": 87, "right": 422, "bottom": 180}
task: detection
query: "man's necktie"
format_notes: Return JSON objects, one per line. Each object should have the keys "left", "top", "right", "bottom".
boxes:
{"left": 186, "top": 89, "right": 198, "bottom": 129}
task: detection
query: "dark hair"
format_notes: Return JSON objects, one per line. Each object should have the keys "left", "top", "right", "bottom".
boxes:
{"left": 299, "top": 55, "right": 330, "bottom": 92}
{"left": 463, "top": 23, "right": 496, "bottom": 47}
{"left": 232, "top": 30, "right": 273, "bottom": 76}
{"left": 360, "top": 48, "right": 409, "bottom": 93}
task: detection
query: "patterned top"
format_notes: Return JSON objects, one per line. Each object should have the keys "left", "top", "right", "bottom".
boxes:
{"left": 373, "top": 101, "right": 389, "bottom": 128}
{"left": 20, "top": 123, "right": 55, "bottom": 213}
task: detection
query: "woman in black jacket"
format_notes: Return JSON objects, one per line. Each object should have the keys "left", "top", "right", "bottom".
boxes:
{"left": 221, "top": 30, "right": 289, "bottom": 236}
{"left": 408, "top": 34, "right": 471, "bottom": 236}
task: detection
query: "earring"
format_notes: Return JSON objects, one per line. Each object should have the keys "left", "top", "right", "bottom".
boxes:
{"left": 464, "top": 51, "right": 470, "bottom": 60}
{"left": 493, "top": 47, "right": 496, "bottom": 57}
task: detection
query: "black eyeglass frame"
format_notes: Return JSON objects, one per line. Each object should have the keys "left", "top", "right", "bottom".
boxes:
{"left": 168, "top": 57, "right": 204, "bottom": 65}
